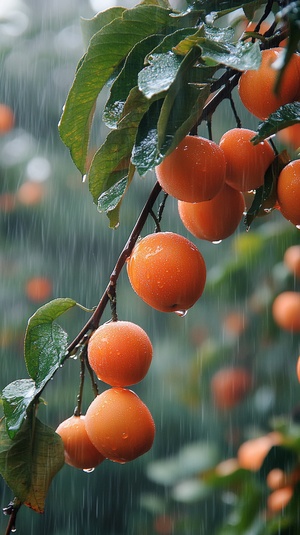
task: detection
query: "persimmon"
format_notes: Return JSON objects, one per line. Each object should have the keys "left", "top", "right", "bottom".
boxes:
{"left": 277, "top": 159, "right": 300, "bottom": 226}
{"left": 283, "top": 245, "right": 300, "bottom": 279}
{"left": 296, "top": 355, "right": 300, "bottom": 382}
{"left": 87, "top": 321, "right": 153, "bottom": 387}
{"left": 126, "top": 231, "right": 206, "bottom": 313}
{"left": 25, "top": 276, "right": 52, "bottom": 303}
{"left": 267, "top": 468, "right": 289, "bottom": 491}
{"left": 267, "top": 486, "right": 293, "bottom": 513}
{"left": 155, "top": 135, "right": 226, "bottom": 202}
{"left": 277, "top": 124, "right": 300, "bottom": 151}
{"left": 178, "top": 183, "right": 245, "bottom": 242}
{"left": 219, "top": 128, "right": 275, "bottom": 191}
{"left": 85, "top": 388, "right": 155, "bottom": 463}
{"left": 211, "top": 367, "right": 253, "bottom": 409}
{"left": 56, "top": 414, "right": 105, "bottom": 470}
{"left": 272, "top": 291, "right": 300, "bottom": 332}
{"left": 0, "top": 104, "right": 15, "bottom": 134}
{"left": 237, "top": 432, "right": 282, "bottom": 471}
{"left": 17, "top": 181, "right": 45, "bottom": 206}
{"left": 238, "top": 48, "right": 300, "bottom": 120}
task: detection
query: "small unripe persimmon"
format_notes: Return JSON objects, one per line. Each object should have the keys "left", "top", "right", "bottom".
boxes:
{"left": 155, "top": 135, "right": 226, "bottom": 202}
{"left": 85, "top": 388, "right": 155, "bottom": 463}
{"left": 127, "top": 231, "right": 206, "bottom": 313}
{"left": 88, "top": 321, "right": 153, "bottom": 387}
{"left": 56, "top": 414, "right": 105, "bottom": 470}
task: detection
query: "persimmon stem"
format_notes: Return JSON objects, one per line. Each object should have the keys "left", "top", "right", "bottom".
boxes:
{"left": 66, "top": 180, "right": 162, "bottom": 355}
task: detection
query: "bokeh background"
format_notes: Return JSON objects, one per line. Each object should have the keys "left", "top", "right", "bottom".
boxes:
{"left": 0, "top": 1, "right": 300, "bottom": 533}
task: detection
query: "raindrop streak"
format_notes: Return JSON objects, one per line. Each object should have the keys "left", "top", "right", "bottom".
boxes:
{"left": 174, "top": 309, "right": 188, "bottom": 318}
{"left": 83, "top": 467, "right": 95, "bottom": 473}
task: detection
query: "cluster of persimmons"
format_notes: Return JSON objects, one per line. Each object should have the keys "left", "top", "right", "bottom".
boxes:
{"left": 55, "top": 45, "right": 300, "bottom": 474}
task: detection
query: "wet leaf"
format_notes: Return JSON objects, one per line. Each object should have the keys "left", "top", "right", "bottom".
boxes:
{"left": 80, "top": 7, "right": 126, "bottom": 48}
{"left": 103, "top": 34, "right": 162, "bottom": 129}
{"left": 0, "top": 417, "right": 64, "bottom": 513}
{"left": 199, "top": 39, "right": 261, "bottom": 70}
{"left": 98, "top": 163, "right": 135, "bottom": 228}
{"left": 251, "top": 102, "right": 300, "bottom": 143}
{"left": 2, "top": 380, "right": 36, "bottom": 439}
{"left": 132, "top": 99, "right": 164, "bottom": 175}
{"left": 88, "top": 87, "right": 154, "bottom": 204}
{"left": 59, "top": 5, "right": 174, "bottom": 173}
{"left": 24, "top": 298, "right": 76, "bottom": 390}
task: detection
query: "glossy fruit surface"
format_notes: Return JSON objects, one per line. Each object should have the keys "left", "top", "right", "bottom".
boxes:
{"left": 277, "top": 159, "right": 300, "bottom": 226}
{"left": 155, "top": 135, "right": 226, "bottom": 202}
{"left": 56, "top": 415, "right": 105, "bottom": 469}
{"left": 219, "top": 128, "right": 275, "bottom": 191}
{"left": 178, "top": 183, "right": 245, "bottom": 242}
{"left": 211, "top": 367, "right": 253, "bottom": 409}
{"left": 238, "top": 48, "right": 300, "bottom": 120}
{"left": 85, "top": 388, "right": 155, "bottom": 463}
{"left": 272, "top": 291, "right": 300, "bottom": 332}
{"left": 127, "top": 232, "right": 206, "bottom": 313}
{"left": 88, "top": 321, "right": 153, "bottom": 387}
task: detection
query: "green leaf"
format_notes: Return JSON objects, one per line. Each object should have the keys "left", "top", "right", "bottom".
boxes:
{"left": 187, "top": 0, "right": 265, "bottom": 19}
{"left": 0, "top": 417, "right": 64, "bottom": 512}
{"left": 80, "top": 7, "right": 126, "bottom": 48}
{"left": 2, "top": 380, "right": 36, "bottom": 439}
{"left": 103, "top": 34, "right": 162, "bottom": 129}
{"left": 88, "top": 87, "right": 153, "bottom": 204}
{"left": 132, "top": 99, "right": 164, "bottom": 175}
{"left": 252, "top": 102, "right": 300, "bottom": 143}
{"left": 200, "top": 39, "right": 261, "bottom": 70}
{"left": 59, "top": 5, "right": 174, "bottom": 174}
{"left": 138, "top": 52, "right": 184, "bottom": 98}
{"left": 24, "top": 298, "right": 76, "bottom": 390}
{"left": 98, "top": 163, "right": 135, "bottom": 228}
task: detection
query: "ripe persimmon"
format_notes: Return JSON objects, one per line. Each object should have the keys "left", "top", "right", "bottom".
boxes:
{"left": 219, "top": 128, "right": 275, "bottom": 191}
{"left": 178, "top": 183, "right": 245, "bottom": 242}
{"left": 56, "top": 414, "right": 105, "bottom": 470}
{"left": 272, "top": 291, "right": 300, "bottom": 332}
{"left": 277, "top": 124, "right": 300, "bottom": 151}
{"left": 211, "top": 367, "right": 253, "bottom": 409}
{"left": 25, "top": 276, "right": 52, "bottom": 303}
{"left": 126, "top": 231, "right": 206, "bottom": 313}
{"left": 277, "top": 159, "right": 300, "bottom": 226}
{"left": 17, "top": 181, "right": 45, "bottom": 206}
{"left": 267, "top": 486, "right": 293, "bottom": 513}
{"left": 283, "top": 245, "right": 300, "bottom": 279}
{"left": 87, "top": 321, "right": 153, "bottom": 387}
{"left": 155, "top": 135, "right": 226, "bottom": 202}
{"left": 85, "top": 388, "right": 155, "bottom": 463}
{"left": 237, "top": 432, "right": 282, "bottom": 471}
{"left": 297, "top": 356, "right": 300, "bottom": 382}
{"left": 0, "top": 104, "right": 15, "bottom": 134}
{"left": 238, "top": 48, "right": 300, "bottom": 120}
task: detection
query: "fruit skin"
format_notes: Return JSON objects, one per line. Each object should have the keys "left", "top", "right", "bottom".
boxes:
{"left": 219, "top": 128, "right": 275, "bottom": 191}
{"left": 155, "top": 135, "right": 226, "bottom": 202}
{"left": 283, "top": 245, "right": 300, "bottom": 279}
{"left": 277, "top": 159, "right": 300, "bottom": 226}
{"left": 272, "top": 291, "right": 300, "bottom": 332}
{"left": 277, "top": 124, "right": 300, "bottom": 151}
{"left": 238, "top": 48, "right": 300, "bottom": 120}
{"left": 297, "top": 356, "right": 300, "bottom": 383}
{"left": 211, "top": 367, "right": 253, "bottom": 409}
{"left": 267, "top": 486, "right": 293, "bottom": 513}
{"left": 178, "top": 183, "right": 245, "bottom": 242}
{"left": 126, "top": 231, "right": 206, "bottom": 313}
{"left": 85, "top": 388, "right": 155, "bottom": 463}
{"left": 56, "top": 415, "right": 105, "bottom": 470}
{"left": 87, "top": 321, "right": 153, "bottom": 387}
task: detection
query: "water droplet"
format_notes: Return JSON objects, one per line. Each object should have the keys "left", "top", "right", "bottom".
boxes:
{"left": 82, "top": 174, "right": 87, "bottom": 183}
{"left": 174, "top": 309, "right": 188, "bottom": 318}
{"left": 11, "top": 528, "right": 16, "bottom": 533}
{"left": 83, "top": 467, "right": 95, "bottom": 473}
{"left": 212, "top": 240, "right": 222, "bottom": 245}
{"left": 122, "top": 432, "right": 128, "bottom": 439}
{"left": 70, "top": 354, "right": 78, "bottom": 360}
{"left": 296, "top": 224, "right": 300, "bottom": 230}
